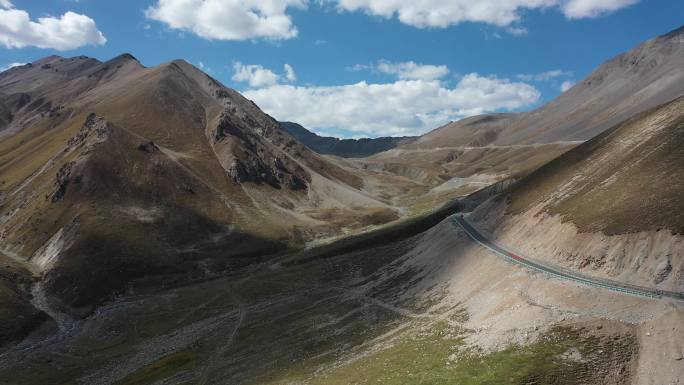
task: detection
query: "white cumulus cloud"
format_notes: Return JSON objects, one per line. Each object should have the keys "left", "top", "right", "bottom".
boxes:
{"left": 145, "top": 0, "right": 306, "bottom": 41}
{"left": 232, "top": 62, "right": 281, "bottom": 87}
{"left": 284, "top": 63, "right": 296, "bottom": 82}
{"left": 562, "top": 0, "right": 639, "bottom": 18}
{"left": 232, "top": 62, "right": 297, "bottom": 87}
{"left": 0, "top": 1, "right": 106, "bottom": 50}
{"left": 243, "top": 73, "right": 540, "bottom": 136}
{"left": 0, "top": 62, "right": 26, "bottom": 72}
{"left": 376, "top": 61, "right": 449, "bottom": 80}
{"left": 349, "top": 61, "right": 450, "bottom": 81}
{"left": 517, "top": 69, "right": 572, "bottom": 82}
{"left": 329, "top": 0, "right": 639, "bottom": 29}
{"left": 145, "top": 1, "right": 640, "bottom": 42}
{"left": 560, "top": 80, "right": 575, "bottom": 92}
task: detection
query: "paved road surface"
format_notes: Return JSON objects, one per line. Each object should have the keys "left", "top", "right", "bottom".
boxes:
{"left": 453, "top": 215, "right": 684, "bottom": 302}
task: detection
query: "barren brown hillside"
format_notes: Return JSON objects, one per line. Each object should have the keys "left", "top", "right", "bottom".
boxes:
{"left": 409, "top": 25, "right": 684, "bottom": 148}
{"left": 0, "top": 22, "right": 683, "bottom": 385}
{"left": 471, "top": 96, "right": 684, "bottom": 292}
{"left": 505, "top": 96, "right": 684, "bottom": 235}
{"left": 0, "top": 54, "right": 397, "bottom": 313}
{"left": 361, "top": 25, "right": 684, "bottom": 198}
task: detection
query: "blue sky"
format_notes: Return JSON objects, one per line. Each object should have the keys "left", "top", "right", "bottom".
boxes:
{"left": 1, "top": 0, "right": 682, "bottom": 138}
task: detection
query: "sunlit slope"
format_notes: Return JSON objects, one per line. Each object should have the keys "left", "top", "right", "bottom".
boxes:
{"left": 472, "top": 96, "right": 684, "bottom": 291}
{"left": 354, "top": 25, "right": 684, "bottom": 217}
{"left": 411, "top": 25, "right": 684, "bottom": 148}
{"left": 0, "top": 211, "right": 651, "bottom": 385}
{"left": 0, "top": 54, "right": 393, "bottom": 311}
{"left": 505, "top": 96, "right": 684, "bottom": 235}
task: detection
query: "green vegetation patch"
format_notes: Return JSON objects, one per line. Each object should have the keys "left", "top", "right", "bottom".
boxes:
{"left": 115, "top": 351, "right": 195, "bottom": 385}
{"left": 274, "top": 316, "right": 636, "bottom": 385}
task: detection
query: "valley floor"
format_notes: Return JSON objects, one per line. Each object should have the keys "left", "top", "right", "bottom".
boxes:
{"left": 1, "top": 210, "right": 681, "bottom": 385}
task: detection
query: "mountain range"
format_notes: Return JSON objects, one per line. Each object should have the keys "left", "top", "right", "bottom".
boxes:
{"left": 279, "top": 121, "right": 416, "bottom": 158}
{"left": 0, "top": 24, "right": 682, "bottom": 385}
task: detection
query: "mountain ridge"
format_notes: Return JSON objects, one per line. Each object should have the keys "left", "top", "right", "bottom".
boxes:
{"left": 410, "top": 24, "right": 684, "bottom": 148}
{"left": 0, "top": 53, "right": 398, "bottom": 313}
{"left": 470, "top": 94, "right": 684, "bottom": 291}
{"left": 0, "top": 24, "right": 683, "bottom": 385}
{"left": 279, "top": 121, "right": 417, "bottom": 158}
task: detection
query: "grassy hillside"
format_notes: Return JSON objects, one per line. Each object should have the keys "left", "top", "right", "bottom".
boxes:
{"left": 504, "top": 96, "right": 684, "bottom": 235}
{"left": 0, "top": 214, "right": 640, "bottom": 384}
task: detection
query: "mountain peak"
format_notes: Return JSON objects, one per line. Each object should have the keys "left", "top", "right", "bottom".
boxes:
{"left": 112, "top": 53, "right": 139, "bottom": 62}
{"left": 105, "top": 53, "right": 143, "bottom": 69}
{"left": 662, "top": 24, "right": 684, "bottom": 39}
{"left": 170, "top": 58, "right": 190, "bottom": 66}
{"left": 33, "top": 55, "right": 64, "bottom": 65}
{"left": 157, "top": 58, "right": 199, "bottom": 76}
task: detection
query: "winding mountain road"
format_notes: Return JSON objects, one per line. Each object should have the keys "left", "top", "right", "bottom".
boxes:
{"left": 453, "top": 215, "right": 684, "bottom": 302}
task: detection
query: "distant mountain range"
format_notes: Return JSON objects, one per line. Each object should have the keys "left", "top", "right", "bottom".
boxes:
{"left": 279, "top": 121, "right": 416, "bottom": 158}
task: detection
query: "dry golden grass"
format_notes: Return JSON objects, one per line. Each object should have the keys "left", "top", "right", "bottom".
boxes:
{"left": 505, "top": 96, "right": 684, "bottom": 235}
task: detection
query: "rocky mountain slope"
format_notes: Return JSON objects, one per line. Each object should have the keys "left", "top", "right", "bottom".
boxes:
{"left": 353, "top": 25, "right": 684, "bottom": 214}
{"left": 279, "top": 121, "right": 416, "bottom": 157}
{"left": 413, "top": 25, "right": 684, "bottom": 148}
{"left": 0, "top": 54, "right": 398, "bottom": 317}
{"left": 0, "top": 26, "right": 683, "bottom": 385}
{"left": 1, "top": 170, "right": 679, "bottom": 384}
{"left": 471, "top": 95, "right": 684, "bottom": 291}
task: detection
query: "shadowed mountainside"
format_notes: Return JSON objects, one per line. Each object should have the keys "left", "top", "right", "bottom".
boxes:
{"left": 0, "top": 26, "right": 684, "bottom": 385}
{"left": 279, "top": 121, "right": 416, "bottom": 157}
{"left": 0, "top": 54, "right": 396, "bottom": 315}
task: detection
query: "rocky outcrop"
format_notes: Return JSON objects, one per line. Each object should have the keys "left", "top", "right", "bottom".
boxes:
{"left": 51, "top": 162, "right": 75, "bottom": 203}
{"left": 67, "top": 113, "right": 112, "bottom": 150}
{"left": 213, "top": 111, "right": 311, "bottom": 190}
{"left": 227, "top": 156, "right": 307, "bottom": 190}
{"left": 137, "top": 141, "right": 159, "bottom": 153}
{"left": 48, "top": 114, "right": 113, "bottom": 203}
